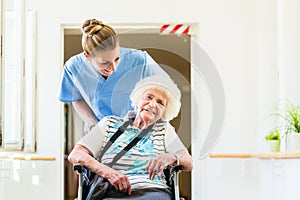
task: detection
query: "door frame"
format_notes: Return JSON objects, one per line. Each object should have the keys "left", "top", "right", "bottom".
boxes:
{"left": 61, "top": 22, "right": 199, "bottom": 200}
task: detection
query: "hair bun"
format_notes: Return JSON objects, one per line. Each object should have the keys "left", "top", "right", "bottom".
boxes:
{"left": 82, "top": 19, "right": 104, "bottom": 36}
{"left": 90, "top": 19, "right": 102, "bottom": 26}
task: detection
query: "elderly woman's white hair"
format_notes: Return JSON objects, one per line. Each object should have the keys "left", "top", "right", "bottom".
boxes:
{"left": 130, "top": 75, "right": 181, "bottom": 121}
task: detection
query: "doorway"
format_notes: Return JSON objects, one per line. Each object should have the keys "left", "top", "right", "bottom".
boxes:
{"left": 63, "top": 26, "right": 192, "bottom": 200}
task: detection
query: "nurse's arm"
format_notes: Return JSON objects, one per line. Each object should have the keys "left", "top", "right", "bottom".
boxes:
{"left": 72, "top": 99, "right": 98, "bottom": 133}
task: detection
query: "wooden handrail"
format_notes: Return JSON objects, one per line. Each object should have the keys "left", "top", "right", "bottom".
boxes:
{"left": 209, "top": 151, "right": 300, "bottom": 159}
{"left": 13, "top": 156, "right": 56, "bottom": 161}
{"left": 0, "top": 155, "right": 56, "bottom": 161}
{"left": 209, "top": 153, "right": 253, "bottom": 158}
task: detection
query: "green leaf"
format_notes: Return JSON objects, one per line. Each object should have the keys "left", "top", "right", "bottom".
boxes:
{"left": 265, "top": 129, "right": 280, "bottom": 141}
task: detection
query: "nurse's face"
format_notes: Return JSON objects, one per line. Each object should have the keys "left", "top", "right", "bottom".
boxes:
{"left": 86, "top": 47, "right": 120, "bottom": 77}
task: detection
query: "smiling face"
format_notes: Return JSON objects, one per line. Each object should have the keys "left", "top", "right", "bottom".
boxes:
{"left": 86, "top": 47, "right": 120, "bottom": 77}
{"left": 135, "top": 88, "right": 168, "bottom": 125}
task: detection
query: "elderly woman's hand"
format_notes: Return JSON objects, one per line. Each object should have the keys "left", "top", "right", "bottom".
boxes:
{"left": 145, "top": 153, "right": 176, "bottom": 180}
{"left": 103, "top": 168, "right": 132, "bottom": 195}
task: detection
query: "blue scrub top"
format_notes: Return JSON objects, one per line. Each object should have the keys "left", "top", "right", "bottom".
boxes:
{"left": 58, "top": 47, "right": 169, "bottom": 120}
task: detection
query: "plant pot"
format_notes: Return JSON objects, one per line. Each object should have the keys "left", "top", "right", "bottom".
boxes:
{"left": 286, "top": 132, "right": 300, "bottom": 151}
{"left": 269, "top": 140, "right": 280, "bottom": 152}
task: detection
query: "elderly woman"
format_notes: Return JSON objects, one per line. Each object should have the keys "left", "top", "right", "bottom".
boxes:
{"left": 68, "top": 75, "right": 193, "bottom": 199}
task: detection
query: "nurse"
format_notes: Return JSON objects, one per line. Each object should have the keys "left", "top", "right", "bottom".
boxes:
{"left": 58, "top": 18, "right": 169, "bottom": 133}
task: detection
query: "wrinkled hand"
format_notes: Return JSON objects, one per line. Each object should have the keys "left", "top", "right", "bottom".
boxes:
{"left": 104, "top": 169, "right": 132, "bottom": 195}
{"left": 146, "top": 153, "right": 174, "bottom": 180}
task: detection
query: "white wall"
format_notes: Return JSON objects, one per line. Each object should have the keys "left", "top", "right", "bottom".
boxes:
{"left": 1, "top": 0, "right": 300, "bottom": 199}
{"left": 195, "top": 1, "right": 259, "bottom": 199}
{"left": 282, "top": 0, "right": 300, "bottom": 102}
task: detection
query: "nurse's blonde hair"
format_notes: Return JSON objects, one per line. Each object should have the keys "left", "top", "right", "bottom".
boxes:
{"left": 81, "top": 19, "right": 119, "bottom": 57}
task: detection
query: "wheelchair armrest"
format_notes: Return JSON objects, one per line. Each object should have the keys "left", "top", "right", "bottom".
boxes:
{"left": 164, "top": 165, "right": 184, "bottom": 200}
{"left": 171, "top": 165, "right": 184, "bottom": 174}
{"left": 73, "top": 164, "right": 84, "bottom": 200}
{"left": 164, "top": 165, "right": 184, "bottom": 187}
{"left": 73, "top": 164, "right": 84, "bottom": 174}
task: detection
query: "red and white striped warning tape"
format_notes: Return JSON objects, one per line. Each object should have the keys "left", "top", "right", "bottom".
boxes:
{"left": 160, "top": 24, "right": 190, "bottom": 35}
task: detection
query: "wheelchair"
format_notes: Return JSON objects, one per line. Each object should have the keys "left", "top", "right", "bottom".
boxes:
{"left": 73, "top": 164, "right": 185, "bottom": 200}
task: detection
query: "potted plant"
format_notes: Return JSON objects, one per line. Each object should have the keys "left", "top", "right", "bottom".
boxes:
{"left": 265, "top": 129, "right": 281, "bottom": 152}
{"left": 272, "top": 100, "right": 300, "bottom": 151}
